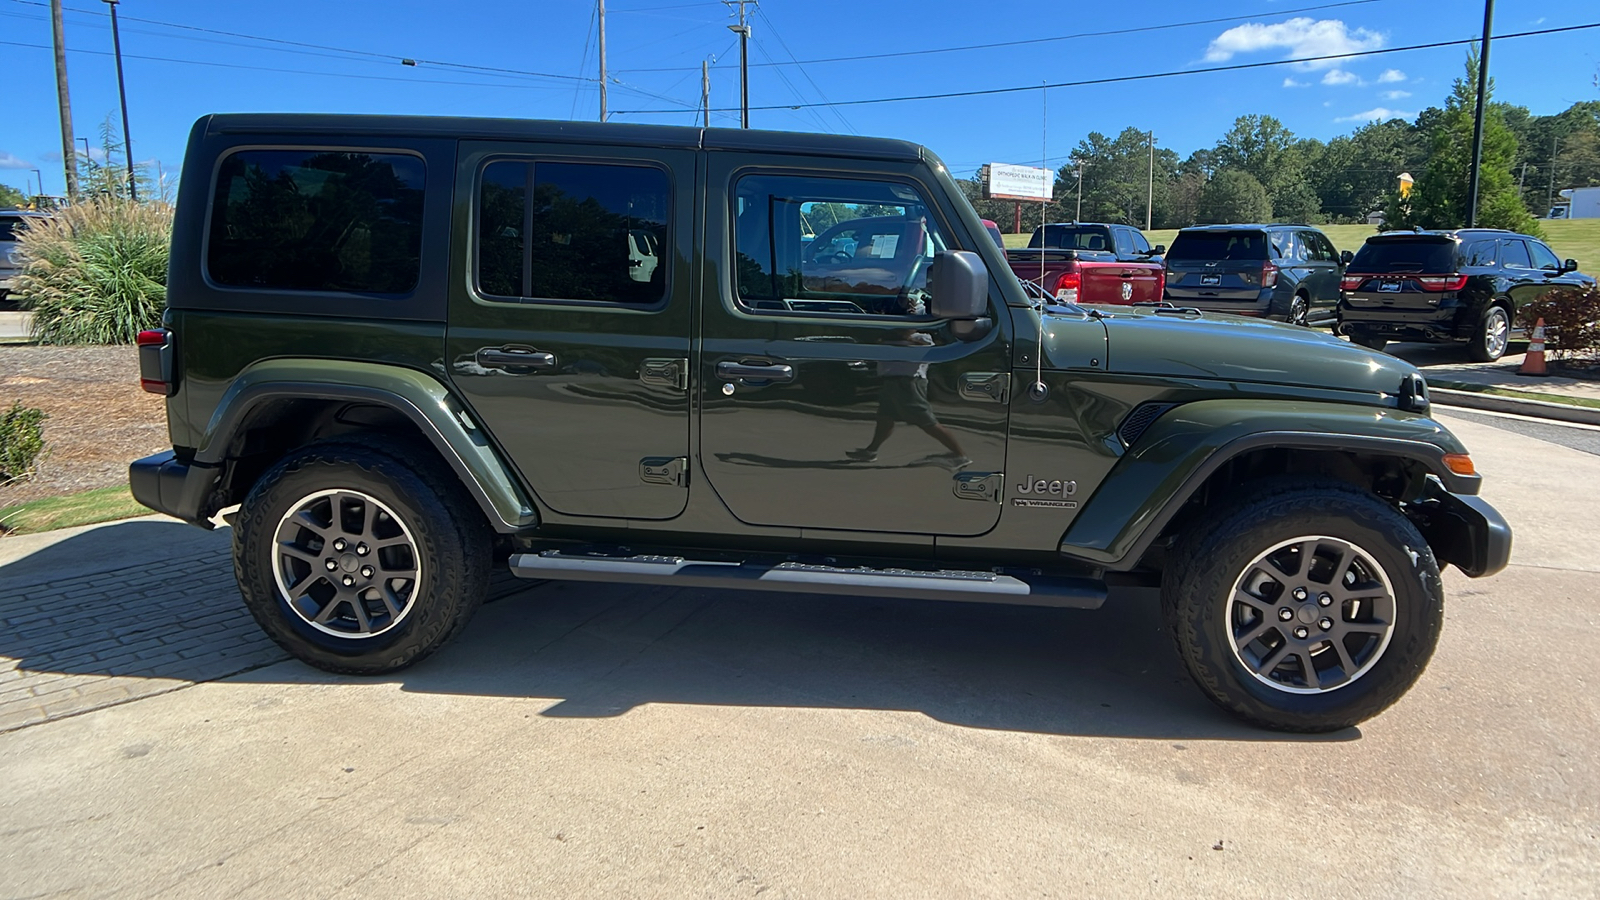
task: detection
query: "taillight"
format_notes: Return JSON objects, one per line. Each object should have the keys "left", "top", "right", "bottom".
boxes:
{"left": 1053, "top": 270, "right": 1081, "bottom": 303}
{"left": 1260, "top": 262, "right": 1279, "bottom": 288}
{"left": 1415, "top": 274, "right": 1469, "bottom": 292}
{"left": 1340, "top": 274, "right": 1365, "bottom": 291}
{"left": 137, "top": 328, "right": 172, "bottom": 395}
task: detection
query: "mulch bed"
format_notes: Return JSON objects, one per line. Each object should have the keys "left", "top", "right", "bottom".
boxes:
{"left": 0, "top": 345, "right": 169, "bottom": 508}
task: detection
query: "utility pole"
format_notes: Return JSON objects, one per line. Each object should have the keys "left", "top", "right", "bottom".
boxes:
{"left": 597, "top": 0, "right": 607, "bottom": 122}
{"left": 1547, "top": 135, "right": 1560, "bottom": 213}
{"left": 701, "top": 60, "right": 710, "bottom": 128}
{"left": 725, "top": 1, "right": 751, "bottom": 128}
{"left": 1464, "top": 0, "right": 1493, "bottom": 227}
{"left": 50, "top": 0, "right": 79, "bottom": 200}
{"left": 104, "top": 0, "right": 136, "bottom": 201}
{"left": 1073, "top": 160, "right": 1085, "bottom": 222}
{"left": 1146, "top": 131, "right": 1155, "bottom": 232}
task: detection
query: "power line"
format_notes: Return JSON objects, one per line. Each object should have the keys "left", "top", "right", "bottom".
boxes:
{"left": 614, "top": 0, "right": 1395, "bottom": 72}
{"left": 613, "top": 21, "right": 1600, "bottom": 114}
{"left": 753, "top": 5, "right": 855, "bottom": 135}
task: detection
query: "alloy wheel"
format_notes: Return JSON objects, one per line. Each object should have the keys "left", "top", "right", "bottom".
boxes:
{"left": 271, "top": 489, "right": 422, "bottom": 638}
{"left": 1224, "top": 535, "right": 1396, "bottom": 694}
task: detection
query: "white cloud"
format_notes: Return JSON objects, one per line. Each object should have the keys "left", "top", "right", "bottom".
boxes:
{"left": 1335, "top": 107, "right": 1416, "bottom": 123}
{"left": 1205, "top": 17, "right": 1385, "bottom": 69}
{"left": 1381, "top": 89, "right": 1412, "bottom": 100}
{"left": 0, "top": 152, "right": 32, "bottom": 170}
{"left": 1377, "top": 69, "right": 1406, "bottom": 83}
{"left": 1283, "top": 77, "right": 1309, "bottom": 88}
{"left": 1322, "top": 69, "right": 1361, "bottom": 86}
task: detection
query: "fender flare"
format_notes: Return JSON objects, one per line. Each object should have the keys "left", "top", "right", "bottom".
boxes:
{"left": 1058, "top": 399, "right": 1478, "bottom": 571}
{"left": 197, "top": 359, "right": 537, "bottom": 533}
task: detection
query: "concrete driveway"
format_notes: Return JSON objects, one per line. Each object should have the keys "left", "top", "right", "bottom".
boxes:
{"left": 1, "top": 408, "right": 1596, "bottom": 898}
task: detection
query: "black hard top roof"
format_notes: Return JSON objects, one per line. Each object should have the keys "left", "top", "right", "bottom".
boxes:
{"left": 200, "top": 113, "right": 929, "bottom": 163}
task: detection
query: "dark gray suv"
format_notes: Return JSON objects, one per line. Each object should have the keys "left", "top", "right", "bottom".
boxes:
{"left": 1163, "top": 224, "right": 1350, "bottom": 326}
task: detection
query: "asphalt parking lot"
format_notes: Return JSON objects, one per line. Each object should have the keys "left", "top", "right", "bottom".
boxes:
{"left": 1, "top": 408, "right": 1596, "bottom": 898}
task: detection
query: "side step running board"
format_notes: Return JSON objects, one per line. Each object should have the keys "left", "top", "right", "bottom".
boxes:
{"left": 508, "top": 551, "right": 1106, "bottom": 609}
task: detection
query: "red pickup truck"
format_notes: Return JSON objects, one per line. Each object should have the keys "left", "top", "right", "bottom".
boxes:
{"left": 1005, "top": 222, "right": 1165, "bottom": 305}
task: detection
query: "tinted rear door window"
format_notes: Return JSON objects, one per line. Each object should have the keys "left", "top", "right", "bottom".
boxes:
{"left": 1167, "top": 231, "right": 1269, "bottom": 261}
{"left": 1349, "top": 240, "right": 1458, "bottom": 273}
{"left": 475, "top": 160, "right": 670, "bottom": 305}
{"left": 1499, "top": 240, "right": 1533, "bottom": 270}
{"left": 207, "top": 149, "right": 426, "bottom": 294}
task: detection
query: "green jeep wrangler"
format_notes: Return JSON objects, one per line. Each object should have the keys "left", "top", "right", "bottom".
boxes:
{"left": 130, "top": 114, "right": 1509, "bottom": 732}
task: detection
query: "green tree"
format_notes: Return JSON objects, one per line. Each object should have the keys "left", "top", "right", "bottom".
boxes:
{"left": 0, "top": 183, "right": 27, "bottom": 208}
{"left": 1390, "top": 48, "right": 1537, "bottom": 234}
{"left": 1212, "top": 115, "right": 1323, "bottom": 221}
{"left": 1056, "top": 128, "right": 1179, "bottom": 228}
{"left": 1197, "top": 170, "right": 1272, "bottom": 224}
{"left": 1314, "top": 119, "right": 1428, "bottom": 223}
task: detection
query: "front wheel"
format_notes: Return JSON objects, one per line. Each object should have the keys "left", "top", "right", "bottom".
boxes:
{"left": 1163, "top": 479, "right": 1443, "bottom": 732}
{"left": 234, "top": 439, "right": 491, "bottom": 674}
{"left": 1468, "top": 305, "right": 1511, "bottom": 362}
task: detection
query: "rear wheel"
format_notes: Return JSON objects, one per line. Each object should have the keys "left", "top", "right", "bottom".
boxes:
{"left": 234, "top": 439, "right": 491, "bottom": 674}
{"left": 1163, "top": 478, "right": 1443, "bottom": 732}
{"left": 1287, "top": 294, "right": 1311, "bottom": 327}
{"left": 1468, "top": 305, "right": 1511, "bottom": 362}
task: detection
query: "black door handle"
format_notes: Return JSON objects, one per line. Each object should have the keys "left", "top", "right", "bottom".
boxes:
{"left": 716, "top": 360, "right": 794, "bottom": 383}
{"left": 477, "top": 346, "right": 557, "bottom": 370}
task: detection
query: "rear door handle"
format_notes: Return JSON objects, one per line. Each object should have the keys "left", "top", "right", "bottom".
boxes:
{"left": 477, "top": 346, "right": 557, "bottom": 370}
{"left": 716, "top": 360, "right": 794, "bottom": 383}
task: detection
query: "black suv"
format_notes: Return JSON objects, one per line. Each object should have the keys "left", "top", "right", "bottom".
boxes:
{"left": 1163, "top": 224, "right": 1350, "bottom": 326}
{"left": 1337, "top": 228, "right": 1592, "bottom": 361}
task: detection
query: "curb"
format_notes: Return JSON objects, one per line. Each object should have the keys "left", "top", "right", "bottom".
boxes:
{"left": 1429, "top": 387, "right": 1600, "bottom": 426}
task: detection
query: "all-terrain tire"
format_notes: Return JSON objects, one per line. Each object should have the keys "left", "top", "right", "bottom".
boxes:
{"left": 1162, "top": 477, "right": 1443, "bottom": 732}
{"left": 233, "top": 438, "right": 492, "bottom": 675}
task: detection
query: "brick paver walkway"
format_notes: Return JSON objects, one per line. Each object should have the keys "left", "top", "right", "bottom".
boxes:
{"left": 0, "top": 545, "right": 287, "bottom": 733}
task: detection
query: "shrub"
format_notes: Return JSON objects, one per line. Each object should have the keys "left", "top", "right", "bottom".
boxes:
{"left": 1517, "top": 283, "right": 1600, "bottom": 361}
{"left": 0, "top": 401, "right": 48, "bottom": 483}
{"left": 10, "top": 198, "right": 174, "bottom": 344}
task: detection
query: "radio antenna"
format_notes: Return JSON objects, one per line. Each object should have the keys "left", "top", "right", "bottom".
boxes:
{"left": 1032, "top": 81, "right": 1048, "bottom": 401}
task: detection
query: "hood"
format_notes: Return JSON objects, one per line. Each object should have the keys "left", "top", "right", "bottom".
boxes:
{"left": 1047, "top": 307, "right": 1420, "bottom": 397}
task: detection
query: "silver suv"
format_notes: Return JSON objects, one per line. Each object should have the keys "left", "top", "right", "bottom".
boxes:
{"left": 0, "top": 210, "right": 50, "bottom": 304}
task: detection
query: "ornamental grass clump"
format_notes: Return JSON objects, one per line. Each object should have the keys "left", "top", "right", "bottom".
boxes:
{"left": 11, "top": 198, "right": 173, "bottom": 344}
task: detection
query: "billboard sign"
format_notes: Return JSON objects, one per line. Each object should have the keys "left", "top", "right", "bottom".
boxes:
{"left": 982, "top": 163, "right": 1053, "bottom": 202}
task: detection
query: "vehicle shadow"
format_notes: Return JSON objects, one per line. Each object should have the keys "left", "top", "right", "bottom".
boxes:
{"left": 0, "top": 519, "right": 1356, "bottom": 743}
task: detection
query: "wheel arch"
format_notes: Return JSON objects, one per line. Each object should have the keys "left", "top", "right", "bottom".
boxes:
{"left": 1058, "top": 399, "right": 1478, "bottom": 572}
{"left": 196, "top": 359, "right": 536, "bottom": 533}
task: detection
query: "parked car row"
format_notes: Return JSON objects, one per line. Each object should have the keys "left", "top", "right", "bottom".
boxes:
{"left": 998, "top": 217, "right": 1592, "bottom": 362}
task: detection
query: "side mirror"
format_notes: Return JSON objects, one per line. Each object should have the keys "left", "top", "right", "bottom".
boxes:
{"left": 1340, "top": 250, "right": 1354, "bottom": 265}
{"left": 928, "top": 250, "right": 989, "bottom": 319}
{"left": 1564, "top": 258, "right": 1579, "bottom": 274}
{"left": 1144, "top": 244, "right": 1166, "bottom": 256}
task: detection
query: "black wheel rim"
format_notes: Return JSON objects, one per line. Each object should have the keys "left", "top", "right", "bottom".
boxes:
{"left": 1225, "top": 535, "right": 1396, "bottom": 694}
{"left": 271, "top": 489, "right": 422, "bottom": 638}
{"left": 1291, "top": 297, "right": 1309, "bottom": 326}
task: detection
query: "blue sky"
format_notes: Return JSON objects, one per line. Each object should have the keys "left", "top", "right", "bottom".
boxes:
{"left": 2, "top": 0, "right": 1597, "bottom": 197}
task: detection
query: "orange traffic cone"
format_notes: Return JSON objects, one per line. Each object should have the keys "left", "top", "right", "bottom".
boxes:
{"left": 1520, "top": 317, "right": 1548, "bottom": 377}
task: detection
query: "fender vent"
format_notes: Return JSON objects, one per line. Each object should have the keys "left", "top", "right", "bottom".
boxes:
{"left": 1118, "top": 402, "right": 1176, "bottom": 447}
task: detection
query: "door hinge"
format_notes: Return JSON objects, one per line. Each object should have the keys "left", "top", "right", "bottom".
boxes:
{"left": 640, "top": 358, "right": 689, "bottom": 391}
{"left": 959, "top": 372, "right": 1009, "bottom": 404}
{"left": 952, "top": 471, "right": 1003, "bottom": 502}
{"left": 640, "top": 456, "right": 687, "bottom": 487}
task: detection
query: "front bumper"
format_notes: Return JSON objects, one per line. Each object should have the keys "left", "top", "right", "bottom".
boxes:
{"left": 129, "top": 450, "right": 221, "bottom": 529}
{"left": 1405, "top": 477, "right": 1512, "bottom": 577}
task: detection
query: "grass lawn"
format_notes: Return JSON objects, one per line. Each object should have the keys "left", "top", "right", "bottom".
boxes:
{"left": 999, "top": 219, "right": 1600, "bottom": 275}
{"left": 0, "top": 483, "right": 151, "bottom": 535}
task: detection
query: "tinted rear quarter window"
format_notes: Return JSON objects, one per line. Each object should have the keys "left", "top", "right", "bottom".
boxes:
{"left": 1462, "top": 240, "right": 1497, "bottom": 267}
{"left": 1168, "top": 231, "right": 1268, "bottom": 261}
{"left": 207, "top": 149, "right": 426, "bottom": 294}
{"left": 1349, "top": 240, "right": 1459, "bottom": 273}
{"left": 0, "top": 217, "right": 22, "bottom": 242}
